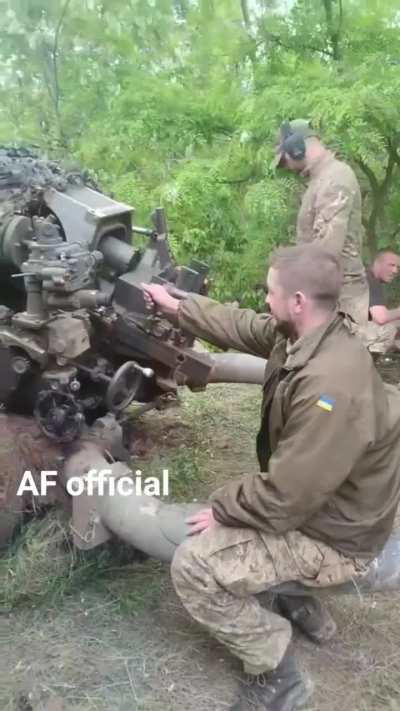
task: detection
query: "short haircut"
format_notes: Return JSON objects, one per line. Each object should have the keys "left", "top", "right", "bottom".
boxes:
{"left": 269, "top": 244, "right": 341, "bottom": 310}
{"left": 373, "top": 249, "right": 399, "bottom": 263}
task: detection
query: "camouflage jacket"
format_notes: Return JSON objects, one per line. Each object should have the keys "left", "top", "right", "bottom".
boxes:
{"left": 179, "top": 295, "right": 400, "bottom": 560}
{"left": 296, "top": 152, "right": 368, "bottom": 314}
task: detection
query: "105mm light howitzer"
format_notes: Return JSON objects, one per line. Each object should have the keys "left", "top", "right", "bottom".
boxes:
{"left": 0, "top": 147, "right": 266, "bottom": 549}
{"left": 0, "top": 147, "right": 212, "bottom": 443}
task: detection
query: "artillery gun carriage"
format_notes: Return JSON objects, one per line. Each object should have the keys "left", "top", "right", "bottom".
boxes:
{"left": 0, "top": 147, "right": 211, "bottom": 444}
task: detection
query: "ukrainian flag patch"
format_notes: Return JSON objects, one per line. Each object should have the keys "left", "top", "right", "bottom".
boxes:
{"left": 316, "top": 395, "right": 335, "bottom": 412}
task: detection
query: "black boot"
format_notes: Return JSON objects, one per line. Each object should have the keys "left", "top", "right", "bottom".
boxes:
{"left": 230, "top": 652, "right": 313, "bottom": 711}
{"left": 274, "top": 593, "right": 336, "bottom": 644}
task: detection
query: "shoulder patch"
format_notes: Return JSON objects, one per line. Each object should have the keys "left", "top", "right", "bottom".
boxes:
{"left": 316, "top": 395, "right": 335, "bottom": 412}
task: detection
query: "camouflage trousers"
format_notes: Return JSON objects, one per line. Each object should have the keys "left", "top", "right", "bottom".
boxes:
{"left": 338, "top": 282, "right": 400, "bottom": 353}
{"left": 356, "top": 320, "right": 400, "bottom": 355}
{"left": 171, "top": 525, "right": 369, "bottom": 675}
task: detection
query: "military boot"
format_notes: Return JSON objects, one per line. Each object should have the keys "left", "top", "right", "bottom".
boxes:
{"left": 274, "top": 593, "right": 337, "bottom": 644}
{"left": 230, "top": 652, "right": 313, "bottom": 711}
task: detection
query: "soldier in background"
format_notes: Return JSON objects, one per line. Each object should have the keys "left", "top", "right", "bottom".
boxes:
{"left": 361, "top": 249, "right": 400, "bottom": 354}
{"left": 274, "top": 119, "right": 369, "bottom": 325}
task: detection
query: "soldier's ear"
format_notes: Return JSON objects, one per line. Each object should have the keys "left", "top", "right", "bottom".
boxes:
{"left": 293, "top": 291, "right": 307, "bottom": 311}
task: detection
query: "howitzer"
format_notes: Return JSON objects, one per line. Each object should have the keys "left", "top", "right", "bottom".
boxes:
{"left": 0, "top": 147, "right": 266, "bottom": 549}
{"left": 0, "top": 147, "right": 213, "bottom": 443}
{"left": 1, "top": 413, "right": 399, "bottom": 596}
{"left": 4, "top": 148, "right": 397, "bottom": 599}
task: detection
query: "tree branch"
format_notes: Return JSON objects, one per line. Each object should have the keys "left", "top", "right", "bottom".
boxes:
{"left": 389, "top": 138, "right": 400, "bottom": 168}
{"left": 357, "top": 141, "right": 400, "bottom": 255}
{"left": 381, "top": 138, "right": 396, "bottom": 195}
{"left": 356, "top": 159, "right": 379, "bottom": 194}
{"left": 322, "top": 0, "right": 342, "bottom": 61}
{"left": 240, "top": 0, "right": 251, "bottom": 30}
{"left": 338, "top": 0, "right": 344, "bottom": 35}
{"left": 390, "top": 225, "right": 400, "bottom": 241}
{"left": 258, "top": 32, "right": 334, "bottom": 59}
{"left": 51, "top": 0, "right": 72, "bottom": 146}
{"left": 52, "top": 0, "right": 72, "bottom": 110}
{"left": 215, "top": 176, "right": 254, "bottom": 185}
{"left": 357, "top": 160, "right": 381, "bottom": 253}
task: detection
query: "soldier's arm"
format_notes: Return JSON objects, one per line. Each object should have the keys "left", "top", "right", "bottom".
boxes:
{"left": 141, "top": 282, "right": 278, "bottom": 358}
{"left": 370, "top": 304, "right": 400, "bottom": 326}
{"left": 178, "top": 294, "right": 278, "bottom": 357}
{"left": 312, "top": 182, "right": 354, "bottom": 255}
{"left": 211, "top": 375, "right": 369, "bottom": 533}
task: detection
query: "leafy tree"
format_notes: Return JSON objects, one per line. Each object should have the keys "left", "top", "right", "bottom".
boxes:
{"left": 1, "top": 0, "right": 400, "bottom": 304}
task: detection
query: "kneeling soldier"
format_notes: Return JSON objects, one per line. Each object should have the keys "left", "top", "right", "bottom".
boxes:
{"left": 142, "top": 244, "right": 400, "bottom": 711}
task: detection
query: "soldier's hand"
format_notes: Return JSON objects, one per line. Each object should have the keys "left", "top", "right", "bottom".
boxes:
{"left": 185, "top": 507, "right": 216, "bottom": 535}
{"left": 141, "top": 283, "right": 179, "bottom": 316}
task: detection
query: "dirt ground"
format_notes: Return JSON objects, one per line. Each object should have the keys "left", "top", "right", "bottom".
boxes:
{"left": 1, "top": 376, "right": 400, "bottom": 711}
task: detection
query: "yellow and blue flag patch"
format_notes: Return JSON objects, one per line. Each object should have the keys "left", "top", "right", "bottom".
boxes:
{"left": 316, "top": 395, "right": 335, "bottom": 412}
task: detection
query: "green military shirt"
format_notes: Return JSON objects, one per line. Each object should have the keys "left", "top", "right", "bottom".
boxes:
{"left": 296, "top": 152, "right": 368, "bottom": 323}
{"left": 178, "top": 294, "right": 400, "bottom": 560}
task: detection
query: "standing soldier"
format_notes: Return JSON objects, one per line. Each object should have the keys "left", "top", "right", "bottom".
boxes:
{"left": 274, "top": 119, "right": 369, "bottom": 325}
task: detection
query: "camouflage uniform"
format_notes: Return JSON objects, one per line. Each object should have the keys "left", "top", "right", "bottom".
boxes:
{"left": 172, "top": 526, "right": 367, "bottom": 674}
{"left": 296, "top": 152, "right": 369, "bottom": 325}
{"left": 170, "top": 293, "right": 400, "bottom": 676}
{"left": 358, "top": 269, "right": 400, "bottom": 354}
{"left": 359, "top": 321, "right": 399, "bottom": 354}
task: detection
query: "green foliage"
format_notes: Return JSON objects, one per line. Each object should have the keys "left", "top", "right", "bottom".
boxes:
{"left": 0, "top": 509, "right": 164, "bottom": 612}
{"left": 1, "top": 0, "right": 400, "bottom": 303}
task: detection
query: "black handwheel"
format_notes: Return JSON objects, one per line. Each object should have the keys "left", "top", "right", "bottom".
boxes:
{"left": 105, "top": 361, "right": 142, "bottom": 412}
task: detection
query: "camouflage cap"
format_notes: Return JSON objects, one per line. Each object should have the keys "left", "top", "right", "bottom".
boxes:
{"left": 272, "top": 118, "right": 318, "bottom": 169}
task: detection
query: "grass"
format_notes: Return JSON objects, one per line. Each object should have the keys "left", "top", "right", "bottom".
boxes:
{"left": 0, "top": 509, "right": 165, "bottom": 614}
{"left": 151, "top": 447, "right": 206, "bottom": 501}
{"left": 0, "top": 384, "right": 239, "bottom": 615}
{"left": 0, "top": 385, "right": 236, "bottom": 615}
{"left": 1, "top": 383, "right": 400, "bottom": 710}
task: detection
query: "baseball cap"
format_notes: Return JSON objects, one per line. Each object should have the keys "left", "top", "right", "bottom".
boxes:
{"left": 272, "top": 119, "right": 318, "bottom": 170}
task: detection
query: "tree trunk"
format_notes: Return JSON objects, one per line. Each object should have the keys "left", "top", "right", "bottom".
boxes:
{"left": 322, "top": 0, "right": 342, "bottom": 61}
{"left": 358, "top": 143, "right": 399, "bottom": 258}
{"left": 240, "top": 0, "right": 251, "bottom": 29}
